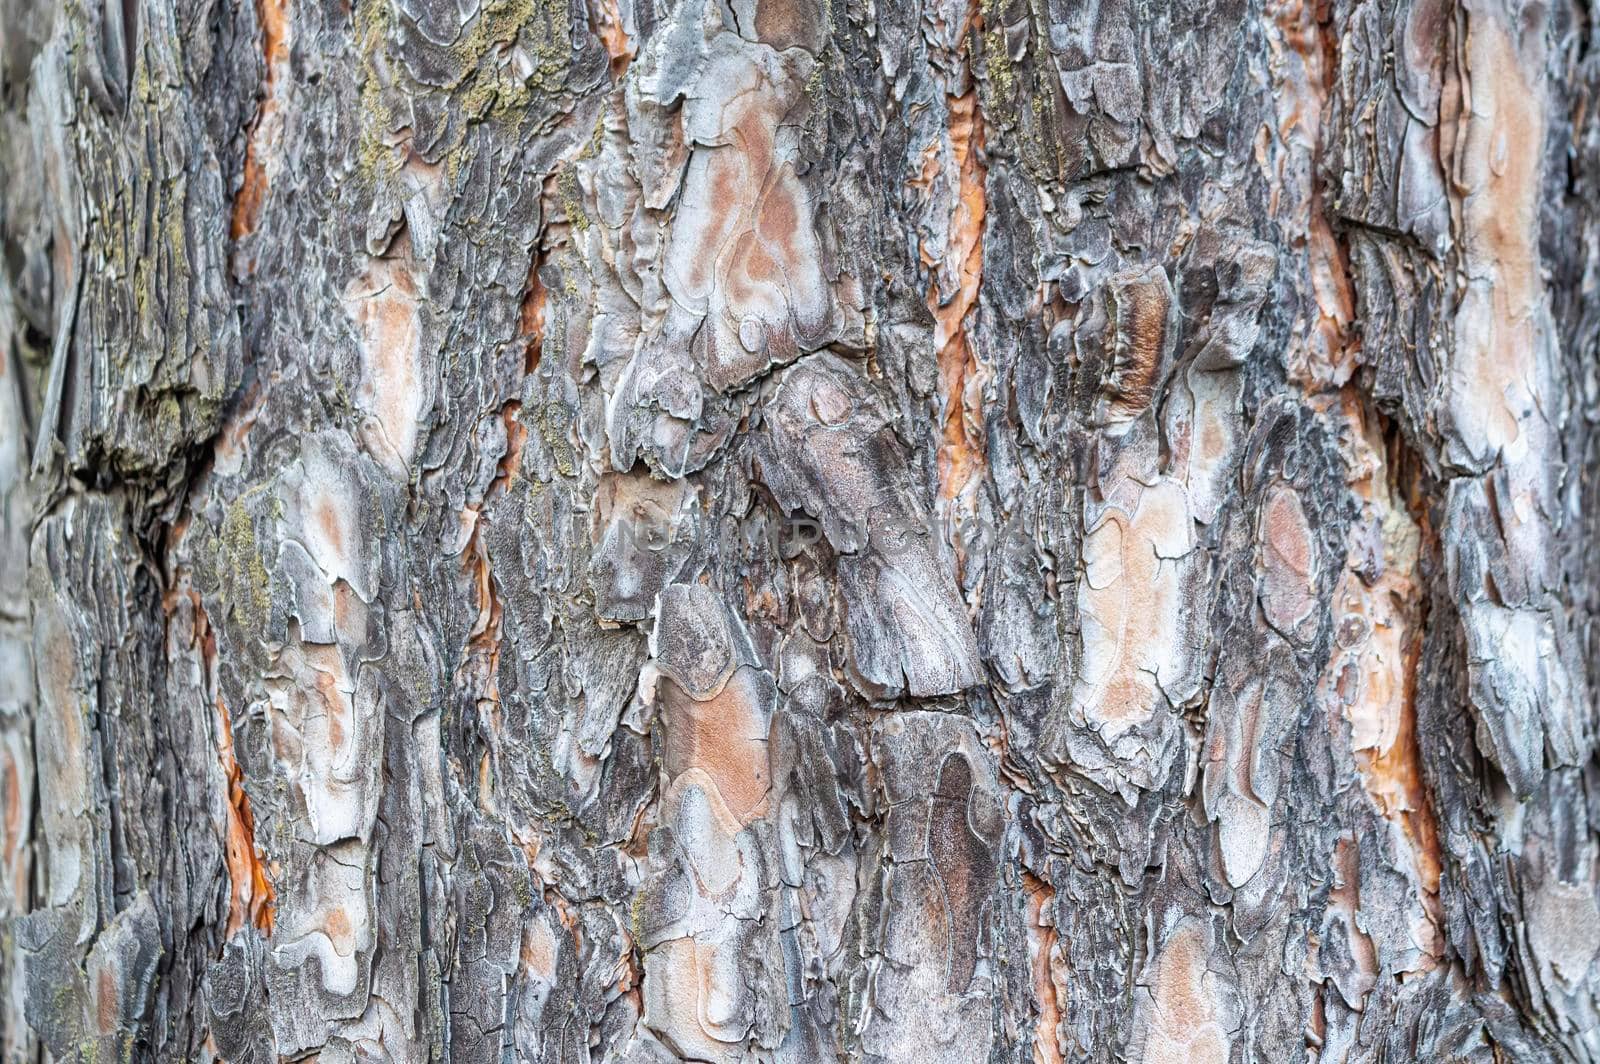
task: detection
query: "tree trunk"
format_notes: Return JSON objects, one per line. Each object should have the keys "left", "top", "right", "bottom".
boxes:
{"left": 2, "top": 0, "right": 1599, "bottom": 1059}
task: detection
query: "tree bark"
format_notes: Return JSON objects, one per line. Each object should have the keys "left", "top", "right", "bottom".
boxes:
{"left": 2, "top": 0, "right": 1599, "bottom": 1059}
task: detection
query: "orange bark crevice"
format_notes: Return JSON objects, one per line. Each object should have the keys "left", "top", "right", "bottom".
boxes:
{"left": 453, "top": 232, "right": 544, "bottom": 812}
{"left": 1269, "top": 0, "right": 1358, "bottom": 393}
{"left": 488, "top": 400, "right": 529, "bottom": 505}
{"left": 216, "top": 696, "right": 276, "bottom": 937}
{"left": 593, "top": 0, "right": 635, "bottom": 79}
{"left": 1270, "top": 0, "right": 1444, "bottom": 989}
{"left": 520, "top": 234, "right": 549, "bottom": 376}
{"left": 231, "top": 0, "right": 290, "bottom": 244}
{"left": 1365, "top": 416, "right": 1445, "bottom": 911}
{"left": 186, "top": 590, "right": 275, "bottom": 936}
{"left": 1317, "top": 398, "right": 1445, "bottom": 965}
{"left": 1022, "top": 871, "right": 1064, "bottom": 1064}
{"left": 459, "top": 482, "right": 510, "bottom": 816}
{"left": 1353, "top": 615, "right": 1443, "bottom": 902}
{"left": 931, "top": 87, "right": 988, "bottom": 506}
{"left": 462, "top": 512, "right": 505, "bottom": 718}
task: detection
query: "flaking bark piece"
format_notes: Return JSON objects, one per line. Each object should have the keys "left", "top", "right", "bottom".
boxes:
{"left": 1093, "top": 264, "right": 1178, "bottom": 435}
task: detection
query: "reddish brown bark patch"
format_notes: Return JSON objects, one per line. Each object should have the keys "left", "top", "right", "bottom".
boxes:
{"left": 1023, "top": 872, "right": 1064, "bottom": 1064}
{"left": 932, "top": 88, "right": 988, "bottom": 505}
{"left": 593, "top": 0, "right": 635, "bottom": 79}
{"left": 231, "top": 0, "right": 290, "bottom": 243}
{"left": 660, "top": 671, "right": 772, "bottom": 825}
{"left": 204, "top": 604, "right": 276, "bottom": 937}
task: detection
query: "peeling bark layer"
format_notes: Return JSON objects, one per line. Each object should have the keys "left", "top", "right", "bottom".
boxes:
{"left": 2, "top": 0, "right": 1599, "bottom": 1060}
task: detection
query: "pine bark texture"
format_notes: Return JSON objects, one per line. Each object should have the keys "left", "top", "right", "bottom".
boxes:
{"left": 2, "top": 0, "right": 1600, "bottom": 1059}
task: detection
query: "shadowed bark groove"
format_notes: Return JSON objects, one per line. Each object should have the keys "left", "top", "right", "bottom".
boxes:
{"left": 1, "top": 0, "right": 1599, "bottom": 1060}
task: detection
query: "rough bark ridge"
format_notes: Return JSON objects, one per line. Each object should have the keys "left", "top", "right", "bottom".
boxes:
{"left": 1, "top": 0, "right": 1599, "bottom": 1059}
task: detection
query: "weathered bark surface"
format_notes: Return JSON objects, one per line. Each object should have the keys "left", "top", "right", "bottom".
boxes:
{"left": 2, "top": 0, "right": 1599, "bottom": 1058}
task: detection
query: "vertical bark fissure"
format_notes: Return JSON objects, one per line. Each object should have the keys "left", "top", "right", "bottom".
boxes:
{"left": 230, "top": 0, "right": 290, "bottom": 246}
